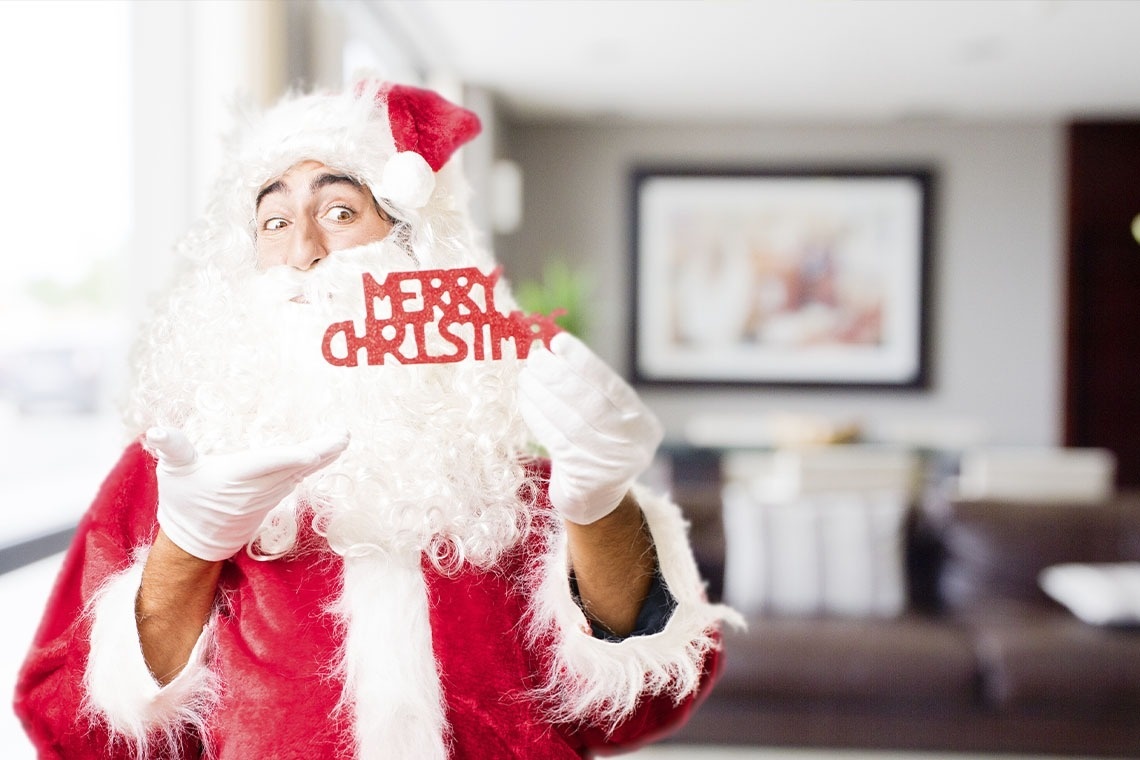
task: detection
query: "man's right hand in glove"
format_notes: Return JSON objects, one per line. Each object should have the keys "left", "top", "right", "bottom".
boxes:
{"left": 146, "top": 427, "right": 350, "bottom": 562}
{"left": 137, "top": 428, "right": 349, "bottom": 684}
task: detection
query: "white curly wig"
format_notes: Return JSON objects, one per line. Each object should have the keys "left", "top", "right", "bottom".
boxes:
{"left": 124, "top": 78, "right": 535, "bottom": 572}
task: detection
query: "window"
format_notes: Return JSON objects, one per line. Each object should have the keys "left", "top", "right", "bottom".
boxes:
{"left": 0, "top": 0, "right": 132, "bottom": 546}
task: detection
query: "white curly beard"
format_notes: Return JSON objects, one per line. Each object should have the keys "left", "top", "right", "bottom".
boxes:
{"left": 125, "top": 237, "right": 534, "bottom": 571}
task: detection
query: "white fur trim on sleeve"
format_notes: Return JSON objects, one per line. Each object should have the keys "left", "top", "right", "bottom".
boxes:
{"left": 83, "top": 551, "right": 220, "bottom": 756}
{"left": 526, "top": 484, "right": 745, "bottom": 732}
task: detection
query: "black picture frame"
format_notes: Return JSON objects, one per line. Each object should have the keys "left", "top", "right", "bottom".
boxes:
{"left": 629, "top": 166, "right": 934, "bottom": 389}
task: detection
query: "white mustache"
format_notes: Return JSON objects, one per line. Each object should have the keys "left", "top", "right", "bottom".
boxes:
{"left": 254, "top": 240, "right": 417, "bottom": 308}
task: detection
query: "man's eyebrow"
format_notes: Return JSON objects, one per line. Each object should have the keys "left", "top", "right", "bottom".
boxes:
{"left": 311, "top": 172, "right": 366, "bottom": 194}
{"left": 254, "top": 172, "right": 366, "bottom": 212}
{"left": 255, "top": 179, "right": 285, "bottom": 210}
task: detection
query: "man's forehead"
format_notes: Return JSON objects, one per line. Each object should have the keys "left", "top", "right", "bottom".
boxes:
{"left": 259, "top": 159, "right": 328, "bottom": 189}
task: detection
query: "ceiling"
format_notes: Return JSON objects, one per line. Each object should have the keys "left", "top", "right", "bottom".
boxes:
{"left": 368, "top": 0, "right": 1140, "bottom": 123}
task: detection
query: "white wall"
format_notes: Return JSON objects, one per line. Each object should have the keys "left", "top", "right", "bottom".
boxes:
{"left": 495, "top": 120, "right": 1066, "bottom": 448}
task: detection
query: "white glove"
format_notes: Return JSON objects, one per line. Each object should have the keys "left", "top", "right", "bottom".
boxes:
{"left": 146, "top": 427, "right": 350, "bottom": 561}
{"left": 518, "top": 332, "right": 664, "bottom": 525}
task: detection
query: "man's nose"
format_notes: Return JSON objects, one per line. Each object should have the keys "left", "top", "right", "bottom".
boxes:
{"left": 287, "top": 217, "right": 328, "bottom": 270}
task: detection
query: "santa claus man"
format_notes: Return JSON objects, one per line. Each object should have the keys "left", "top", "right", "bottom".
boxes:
{"left": 15, "top": 78, "right": 739, "bottom": 759}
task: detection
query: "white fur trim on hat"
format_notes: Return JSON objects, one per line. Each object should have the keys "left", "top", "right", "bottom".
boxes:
{"left": 525, "top": 484, "right": 745, "bottom": 732}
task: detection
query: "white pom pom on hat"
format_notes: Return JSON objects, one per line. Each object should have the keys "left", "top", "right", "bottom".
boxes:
{"left": 376, "top": 150, "right": 436, "bottom": 209}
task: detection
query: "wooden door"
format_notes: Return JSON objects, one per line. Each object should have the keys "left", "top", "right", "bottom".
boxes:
{"left": 1066, "top": 122, "right": 1140, "bottom": 487}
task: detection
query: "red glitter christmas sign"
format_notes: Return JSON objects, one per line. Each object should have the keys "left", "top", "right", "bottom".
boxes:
{"left": 322, "top": 267, "right": 563, "bottom": 367}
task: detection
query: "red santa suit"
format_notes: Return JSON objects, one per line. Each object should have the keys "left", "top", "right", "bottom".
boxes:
{"left": 17, "top": 443, "right": 731, "bottom": 759}
{"left": 14, "top": 77, "right": 740, "bottom": 759}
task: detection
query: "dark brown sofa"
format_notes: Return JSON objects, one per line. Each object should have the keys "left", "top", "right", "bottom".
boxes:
{"left": 665, "top": 463, "right": 1140, "bottom": 756}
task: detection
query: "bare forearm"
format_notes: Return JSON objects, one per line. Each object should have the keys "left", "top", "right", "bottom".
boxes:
{"left": 564, "top": 491, "right": 656, "bottom": 637}
{"left": 137, "top": 530, "right": 222, "bottom": 685}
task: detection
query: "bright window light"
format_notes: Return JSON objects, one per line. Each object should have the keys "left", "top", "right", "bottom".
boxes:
{"left": 0, "top": 0, "right": 132, "bottom": 538}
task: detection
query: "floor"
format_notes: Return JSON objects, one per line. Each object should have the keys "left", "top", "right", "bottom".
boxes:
{"left": 633, "top": 752, "right": 1067, "bottom": 756}
{"left": 625, "top": 750, "right": 1078, "bottom": 760}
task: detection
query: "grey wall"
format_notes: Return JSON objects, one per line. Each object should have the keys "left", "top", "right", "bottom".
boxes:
{"left": 494, "top": 119, "right": 1066, "bottom": 448}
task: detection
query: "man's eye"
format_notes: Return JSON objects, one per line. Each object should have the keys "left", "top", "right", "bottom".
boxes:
{"left": 325, "top": 206, "right": 354, "bottom": 222}
{"left": 264, "top": 218, "right": 288, "bottom": 231}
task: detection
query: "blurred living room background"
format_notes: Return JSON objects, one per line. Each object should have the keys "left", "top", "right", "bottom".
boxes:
{"left": 2, "top": 1, "right": 1139, "bottom": 757}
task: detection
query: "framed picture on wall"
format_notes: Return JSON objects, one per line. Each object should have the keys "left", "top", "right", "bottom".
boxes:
{"left": 630, "top": 167, "right": 933, "bottom": 388}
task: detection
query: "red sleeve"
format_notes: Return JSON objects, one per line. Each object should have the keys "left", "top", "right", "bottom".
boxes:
{"left": 12, "top": 442, "right": 198, "bottom": 759}
{"left": 519, "top": 456, "right": 728, "bottom": 755}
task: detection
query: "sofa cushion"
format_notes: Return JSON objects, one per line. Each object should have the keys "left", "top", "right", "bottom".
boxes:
{"left": 1039, "top": 562, "right": 1140, "bottom": 626}
{"left": 715, "top": 615, "right": 977, "bottom": 705}
{"left": 933, "top": 499, "right": 1122, "bottom": 612}
{"left": 972, "top": 612, "right": 1140, "bottom": 712}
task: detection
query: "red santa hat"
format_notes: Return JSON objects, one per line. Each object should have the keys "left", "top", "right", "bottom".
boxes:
{"left": 212, "top": 76, "right": 481, "bottom": 250}
{"left": 367, "top": 81, "right": 482, "bottom": 209}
